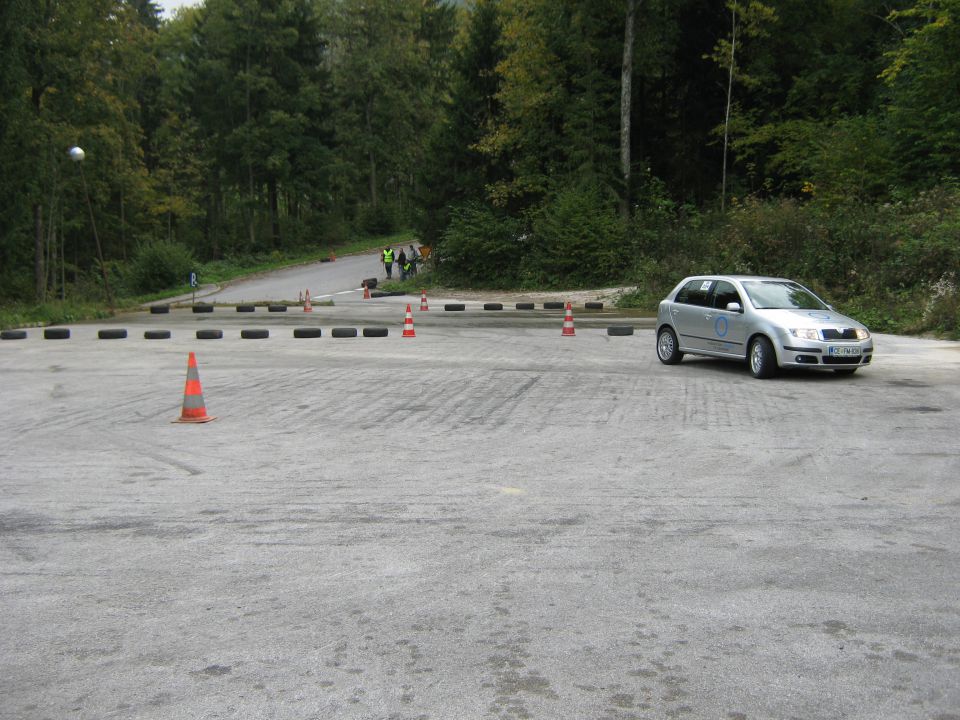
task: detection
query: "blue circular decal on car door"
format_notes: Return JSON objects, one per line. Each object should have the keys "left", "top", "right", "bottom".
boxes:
{"left": 715, "top": 316, "right": 728, "bottom": 337}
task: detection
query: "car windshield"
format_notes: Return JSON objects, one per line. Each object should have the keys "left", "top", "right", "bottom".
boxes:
{"left": 741, "top": 281, "right": 828, "bottom": 310}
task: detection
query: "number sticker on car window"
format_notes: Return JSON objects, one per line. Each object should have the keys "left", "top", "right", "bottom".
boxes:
{"left": 700, "top": 280, "right": 713, "bottom": 291}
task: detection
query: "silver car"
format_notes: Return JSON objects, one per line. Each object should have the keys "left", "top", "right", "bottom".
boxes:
{"left": 656, "top": 275, "right": 873, "bottom": 378}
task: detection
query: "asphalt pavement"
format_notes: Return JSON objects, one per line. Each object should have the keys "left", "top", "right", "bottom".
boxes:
{"left": 1, "top": 295, "right": 959, "bottom": 719}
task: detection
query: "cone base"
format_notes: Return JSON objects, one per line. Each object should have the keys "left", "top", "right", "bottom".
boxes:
{"left": 172, "top": 415, "right": 217, "bottom": 424}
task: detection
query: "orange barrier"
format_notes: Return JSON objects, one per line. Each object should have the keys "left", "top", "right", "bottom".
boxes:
{"left": 562, "top": 302, "right": 576, "bottom": 336}
{"left": 173, "top": 352, "right": 216, "bottom": 423}
{"left": 402, "top": 304, "right": 416, "bottom": 337}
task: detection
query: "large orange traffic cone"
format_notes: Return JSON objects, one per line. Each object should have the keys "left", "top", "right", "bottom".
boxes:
{"left": 419, "top": 289, "right": 429, "bottom": 311}
{"left": 402, "top": 304, "right": 416, "bottom": 337}
{"left": 561, "top": 302, "right": 576, "bottom": 336}
{"left": 173, "top": 352, "right": 216, "bottom": 423}
{"left": 304, "top": 288, "right": 313, "bottom": 312}
{"left": 363, "top": 281, "right": 371, "bottom": 300}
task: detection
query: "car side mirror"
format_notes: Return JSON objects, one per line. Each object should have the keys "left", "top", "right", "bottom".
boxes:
{"left": 726, "top": 302, "right": 742, "bottom": 313}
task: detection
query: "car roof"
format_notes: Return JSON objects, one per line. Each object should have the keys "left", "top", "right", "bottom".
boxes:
{"left": 681, "top": 275, "right": 796, "bottom": 283}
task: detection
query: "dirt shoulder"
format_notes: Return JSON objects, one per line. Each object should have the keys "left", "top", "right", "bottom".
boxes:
{"left": 428, "top": 286, "right": 635, "bottom": 305}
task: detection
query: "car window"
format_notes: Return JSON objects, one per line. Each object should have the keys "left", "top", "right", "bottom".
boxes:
{"left": 712, "top": 281, "right": 742, "bottom": 310}
{"left": 741, "top": 281, "right": 828, "bottom": 310}
{"left": 676, "top": 279, "right": 713, "bottom": 307}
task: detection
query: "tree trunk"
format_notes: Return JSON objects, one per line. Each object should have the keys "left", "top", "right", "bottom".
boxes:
{"left": 366, "top": 95, "right": 378, "bottom": 208}
{"left": 620, "top": 0, "right": 639, "bottom": 221}
{"left": 34, "top": 203, "right": 44, "bottom": 301}
{"left": 721, "top": 4, "right": 737, "bottom": 212}
{"left": 268, "top": 177, "right": 281, "bottom": 246}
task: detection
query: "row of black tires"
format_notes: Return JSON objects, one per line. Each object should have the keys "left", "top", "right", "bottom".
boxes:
{"left": 150, "top": 301, "right": 606, "bottom": 314}
{"left": 3, "top": 325, "right": 636, "bottom": 341}
{"left": 0, "top": 328, "right": 387, "bottom": 340}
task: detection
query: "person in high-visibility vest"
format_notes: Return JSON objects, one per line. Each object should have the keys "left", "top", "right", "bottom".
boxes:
{"left": 382, "top": 246, "right": 395, "bottom": 279}
{"left": 401, "top": 259, "right": 413, "bottom": 280}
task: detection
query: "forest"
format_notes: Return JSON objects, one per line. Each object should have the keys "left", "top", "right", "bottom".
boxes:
{"left": 0, "top": 0, "right": 957, "bottom": 335}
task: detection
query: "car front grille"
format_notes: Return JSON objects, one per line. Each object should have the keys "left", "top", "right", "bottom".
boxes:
{"left": 821, "top": 328, "right": 859, "bottom": 340}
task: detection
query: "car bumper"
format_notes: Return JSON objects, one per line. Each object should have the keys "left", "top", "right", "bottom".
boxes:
{"left": 778, "top": 341, "right": 874, "bottom": 369}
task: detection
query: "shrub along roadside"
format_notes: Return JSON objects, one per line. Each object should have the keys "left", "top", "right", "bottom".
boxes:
{"left": 0, "top": 231, "right": 413, "bottom": 330}
{"left": 617, "top": 189, "right": 960, "bottom": 339}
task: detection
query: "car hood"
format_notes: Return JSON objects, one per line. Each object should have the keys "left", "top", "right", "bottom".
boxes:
{"left": 756, "top": 308, "right": 866, "bottom": 329}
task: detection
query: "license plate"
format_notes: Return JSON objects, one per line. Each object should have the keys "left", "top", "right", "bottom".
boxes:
{"left": 829, "top": 346, "right": 861, "bottom": 357}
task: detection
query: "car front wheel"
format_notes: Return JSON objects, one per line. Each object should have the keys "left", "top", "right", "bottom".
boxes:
{"left": 748, "top": 336, "right": 777, "bottom": 379}
{"left": 657, "top": 327, "right": 683, "bottom": 365}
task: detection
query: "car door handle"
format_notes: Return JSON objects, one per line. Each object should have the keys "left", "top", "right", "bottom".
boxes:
{"left": 704, "top": 313, "right": 713, "bottom": 320}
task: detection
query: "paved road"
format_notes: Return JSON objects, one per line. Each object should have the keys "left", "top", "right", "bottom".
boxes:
{"left": 1, "top": 300, "right": 958, "bottom": 719}
{"left": 197, "top": 250, "right": 392, "bottom": 305}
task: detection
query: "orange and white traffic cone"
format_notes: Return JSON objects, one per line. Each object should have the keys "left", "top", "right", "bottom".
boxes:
{"left": 304, "top": 289, "right": 312, "bottom": 312}
{"left": 329, "top": 251, "right": 336, "bottom": 262}
{"left": 173, "top": 352, "right": 216, "bottom": 423}
{"left": 363, "top": 281, "right": 371, "bottom": 300}
{"left": 402, "top": 303, "right": 416, "bottom": 337}
{"left": 419, "top": 289, "right": 429, "bottom": 311}
{"left": 561, "top": 302, "right": 576, "bottom": 336}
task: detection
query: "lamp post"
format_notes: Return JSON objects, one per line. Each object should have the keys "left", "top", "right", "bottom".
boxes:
{"left": 68, "top": 146, "right": 114, "bottom": 312}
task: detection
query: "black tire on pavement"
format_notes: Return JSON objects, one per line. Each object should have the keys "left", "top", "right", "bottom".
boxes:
{"left": 370, "top": 291, "right": 389, "bottom": 298}
{"left": 150, "top": 304, "right": 170, "bottom": 314}
{"left": 585, "top": 302, "right": 604, "bottom": 310}
{"left": 241, "top": 329, "right": 269, "bottom": 339}
{"left": 515, "top": 303, "right": 535, "bottom": 310}
{"left": 606, "top": 325, "right": 634, "bottom": 336}
{"left": 1, "top": 329, "right": 27, "bottom": 340}
{"left": 483, "top": 303, "right": 503, "bottom": 311}
{"left": 656, "top": 326, "right": 684, "bottom": 365}
{"left": 236, "top": 304, "right": 255, "bottom": 312}
{"left": 543, "top": 301, "right": 565, "bottom": 310}
{"left": 268, "top": 304, "right": 287, "bottom": 312}
{"left": 363, "top": 327, "right": 389, "bottom": 337}
{"left": 331, "top": 327, "right": 358, "bottom": 338}
{"left": 192, "top": 304, "right": 214, "bottom": 313}
{"left": 98, "top": 329, "right": 127, "bottom": 339}
{"left": 363, "top": 277, "right": 378, "bottom": 289}
{"left": 444, "top": 303, "right": 466, "bottom": 311}
{"left": 293, "top": 328, "right": 322, "bottom": 338}
{"left": 196, "top": 329, "right": 223, "bottom": 340}
{"left": 44, "top": 328, "right": 70, "bottom": 340}
{"left": 144, "top": 330, "right": 171, "bottom": 340}
{"left": 748, "top": 336, "right": 778, "bottom": 379}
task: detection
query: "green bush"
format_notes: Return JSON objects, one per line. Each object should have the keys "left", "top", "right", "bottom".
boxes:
{"left": 437, "top": 202, "right": 525, "bottom": 286}
{"left": 524, "top": 185, "right": 627, "bottom": 287}
{"left": 355, "top": 203, "right": 400, "bottom": 236}
{"left": 127, "top": 241, "right": 196, "bottom": 294}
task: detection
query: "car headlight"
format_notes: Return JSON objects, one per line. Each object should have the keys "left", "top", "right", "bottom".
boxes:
{"left": 789, "top": 328, "right": 820, "bottom": 341}
{"left": 855, "top": 328, "right": 870, "bottom": 340}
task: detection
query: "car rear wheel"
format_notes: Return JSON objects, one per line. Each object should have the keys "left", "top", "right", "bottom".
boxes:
{"left": 656, "top": 327, "right": 683, "bottom": 365}
{"left": 749, "top": 336, "right": 777, "bottom": 379}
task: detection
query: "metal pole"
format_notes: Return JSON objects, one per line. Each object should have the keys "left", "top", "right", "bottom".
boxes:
{"left": 76, "top": 161, "right": 114, "bottom": 313}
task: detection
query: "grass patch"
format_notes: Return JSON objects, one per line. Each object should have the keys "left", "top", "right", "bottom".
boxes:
{"left": 0, "top": 300, "right": 113, "bottom": 330}
{"left": 1, "top": 231, "right": 416, "bottom": 328}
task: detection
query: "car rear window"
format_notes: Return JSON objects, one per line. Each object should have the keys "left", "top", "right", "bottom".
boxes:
{"left": 676, "top": 279, "right": 713, "bottom": 307}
